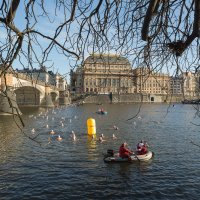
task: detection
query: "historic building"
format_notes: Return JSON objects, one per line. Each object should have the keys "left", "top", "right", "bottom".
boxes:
{"left": 71, "top": 54, "right": 135, "bottom": 94}
{"left": 170, "top": 76, "right": 183, "bottom": 95}
{"left": 16, "top": 66, "right": 68, "bottom": 91}
{"left": 70, "top": 55, "right": 200, "bottom": 100}
{"left": 133, "top": 67, "right": 170, "bottom": 94}
{"left": 70, "top": 66, "right": 84, "bottom": 94}
{"left": 181, "top": 72, "right": 200, "bottom": 97}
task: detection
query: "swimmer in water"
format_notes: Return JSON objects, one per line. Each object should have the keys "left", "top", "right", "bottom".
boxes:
{"left": 99, "top": 135, "right": 106, "bottom": 143}
{"left": 113, "top": 125, "right": 119, "bottom": 130}
{"left": 71, "top": 131, "right": 77, "bottom": 141}
{"left": 50, "top": 130, "right": 55, "bottom": 134}
{"left": 112, "top": 134, "right": 117, "bottom": 139}
{"left": 56, "top": 135, "right": 63, "bottom": 141}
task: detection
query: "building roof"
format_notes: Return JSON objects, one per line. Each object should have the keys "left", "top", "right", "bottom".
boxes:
{"left": 15, "top": 67, "right": 58, "bottom": 77}
{"left": 84, "top": 54, "right": 131, "bottom": 65}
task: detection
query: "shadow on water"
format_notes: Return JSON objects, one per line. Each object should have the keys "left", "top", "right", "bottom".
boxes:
{"left": 19, "top": 106, "right": 46, "bottom": 115}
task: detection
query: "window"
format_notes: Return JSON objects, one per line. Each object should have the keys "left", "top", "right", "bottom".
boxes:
{"left": 97, "top": 78, "right": 101, "bottom": 86}
{"left": 116, "top": 79, "right": 119, "bottom": 87}
{"left": 107, "top": 79, "right": 111, "bottom": 86}
{"left": 112, "top": 79, "right": 116, "bottom": 86}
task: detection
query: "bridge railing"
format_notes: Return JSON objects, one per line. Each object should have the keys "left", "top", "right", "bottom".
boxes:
{"left": 13, "top": 82, "right": 38, "bottom": 89}
{"left": 12, "top": 72, "right": 67, "bottom": 92}
{"left": 15, "top": 73, "right": 46, "bottom": 86}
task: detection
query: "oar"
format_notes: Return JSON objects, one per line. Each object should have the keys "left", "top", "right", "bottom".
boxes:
{"left": 135, "top": 153, "right": 140, "bottom": 162}
{"left": 131, "top": 151, "right": 140, "bottom": 162}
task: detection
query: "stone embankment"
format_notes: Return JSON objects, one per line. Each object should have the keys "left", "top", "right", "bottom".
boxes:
{"left": 78, "top": 93, "right": 184, "bottom": 104}
{"left": 0, "top": 89, "right": 22, "bottom": 115}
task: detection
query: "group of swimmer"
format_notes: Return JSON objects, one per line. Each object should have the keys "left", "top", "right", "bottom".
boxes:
{"left": 47, "top": 119, "right": 119, "bottom": 143}
{"left": 30, "top": 108, "right": 149, "bottom": 161}
{"left": 90, "top": 132, "right": 117, "bottom": 143}
{"left": 32, "top": 117, "right": 118, "bottom": 144}
{"left": 47, "top": 130, "right": 117, "bottom": 143}
{"left": 119, "top": 140, "right": 149, "bottom": 159}
{"left": 49, "top": 129, "right": 77, "bottom": 142}
{"left": 96, "top": 124, "right": 119, "bottom": 142}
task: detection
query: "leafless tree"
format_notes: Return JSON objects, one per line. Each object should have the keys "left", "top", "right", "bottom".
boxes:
{"left": 0, "top": 0, "right": 199, "bottom": 73}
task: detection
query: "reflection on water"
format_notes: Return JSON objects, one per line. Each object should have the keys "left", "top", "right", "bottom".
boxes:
{"left": 0, "top": 103, "right": 200, "bottom": 199}
{"left": 87, "top": 135, "right": 98, "bottom": 161}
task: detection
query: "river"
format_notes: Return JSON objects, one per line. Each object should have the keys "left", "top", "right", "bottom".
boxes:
{"left": 0, "top": 103, "right": 200, "bottom": 199}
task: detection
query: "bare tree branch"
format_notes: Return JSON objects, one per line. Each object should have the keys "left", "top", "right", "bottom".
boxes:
{"left": 6, "top": 0, "right": 20, "bottom": 24}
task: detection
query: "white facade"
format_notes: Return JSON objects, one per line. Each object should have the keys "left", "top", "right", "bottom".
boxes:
{"left": 15, "top": 66, "right": 68, "bottom": 92}
{"left": 181, "top": 72, "right": 199, "bottom": 97}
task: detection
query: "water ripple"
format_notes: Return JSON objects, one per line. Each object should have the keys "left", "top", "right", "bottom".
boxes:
{"left": 0, "top": 104, "right": 200, "bottom": 199}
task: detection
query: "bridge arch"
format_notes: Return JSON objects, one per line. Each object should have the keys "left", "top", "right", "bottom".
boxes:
{"left": 14, "top": 86, "right": 42, "bottom": 106}
{"left": 13, "top": 80, "right": 45, "bottom": 95}
{"left": 12, "top": 77, "right": 62, "bottom": 106}
{"left": 50, "top": 91, "right": 59, "bottom": 104}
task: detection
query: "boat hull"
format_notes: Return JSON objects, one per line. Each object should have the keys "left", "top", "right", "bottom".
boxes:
{"left": 96, "top": 111, "right": 107, "bottom": 115}
{"left": 104, "top": 151, "right": 153, "bottom": 163}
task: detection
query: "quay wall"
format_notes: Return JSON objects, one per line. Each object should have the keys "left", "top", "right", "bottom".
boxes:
{"left": 82, "top": 93, "right": 184, "bottom": 104}
{"left": 83, "top": 94, "right": 111, "bottom": 104}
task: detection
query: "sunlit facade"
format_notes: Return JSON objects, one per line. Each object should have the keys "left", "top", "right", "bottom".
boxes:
{"left": 133, "top": 67, "right": 170, "bottom": 94}
{"left": 70, "top": 59, "right": 200, "bottom": 98}
{"left": 71, "top": 54, "right": 135, "bottom": 94}
{"left": 181, "top": 72, "right": 200, "bottom": 97}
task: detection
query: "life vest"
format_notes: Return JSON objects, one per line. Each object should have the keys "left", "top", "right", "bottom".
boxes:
{"left": 119, "top": 144, "right": 132, "bottom": 157}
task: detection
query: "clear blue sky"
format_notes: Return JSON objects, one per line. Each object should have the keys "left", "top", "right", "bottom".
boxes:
{"left": 10, "top": 1, "right": 84, "bottom": 82}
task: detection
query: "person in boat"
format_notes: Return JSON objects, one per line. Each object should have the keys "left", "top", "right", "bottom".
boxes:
{"left": 137, "top": 140, "right": 148, "bottom": 155}
{"left": 98, "top": 108, "right": 104, "bottom": 114}
{"left": 119, "top": 142, "right": 133, "bottom": 159}
{"left": 100, "top": 108, "right": 104, "bottom": 114}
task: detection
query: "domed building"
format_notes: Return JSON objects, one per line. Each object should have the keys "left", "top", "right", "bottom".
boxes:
{"left": 71, "top": 54, "right": 135, "bottom": 94}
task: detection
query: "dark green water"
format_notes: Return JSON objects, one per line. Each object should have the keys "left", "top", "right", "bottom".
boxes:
{"left": 0, "top": 103, "right": 200, "bottom": 199}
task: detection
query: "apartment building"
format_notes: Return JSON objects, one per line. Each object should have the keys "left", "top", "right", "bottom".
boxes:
{"left": 133, "top": 67, "right": 170, "bottom": 94}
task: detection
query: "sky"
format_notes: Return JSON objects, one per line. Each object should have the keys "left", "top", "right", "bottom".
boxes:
{"left": 9, "top": 1, "right": 85, "bottom": 82}
{"left": 8, "top": 1, "right": 122, "bottom": 82}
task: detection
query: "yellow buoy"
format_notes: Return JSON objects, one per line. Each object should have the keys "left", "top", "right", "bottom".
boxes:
{"left": 87, "top": 118, "right": 96, "bottom": 136}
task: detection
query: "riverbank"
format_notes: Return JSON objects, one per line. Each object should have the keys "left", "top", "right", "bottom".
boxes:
{"left": 73, "top": 93, "right": 184, "bottom": 104}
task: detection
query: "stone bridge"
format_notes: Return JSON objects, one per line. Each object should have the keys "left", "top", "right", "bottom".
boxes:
{"left": 0, "top": 70, "right": 71, "bottom": 115}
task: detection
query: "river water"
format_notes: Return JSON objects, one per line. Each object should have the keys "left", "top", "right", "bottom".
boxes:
{"left": 0, "top": 103, "right": 200, "bottom": 199}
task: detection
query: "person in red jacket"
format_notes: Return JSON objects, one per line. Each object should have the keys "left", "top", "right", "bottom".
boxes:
{"left": 137, "top": 140, "right": 148, "bottom": 155}
{"left": 119, "top": 142, "right": 133, "bottom": 159}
